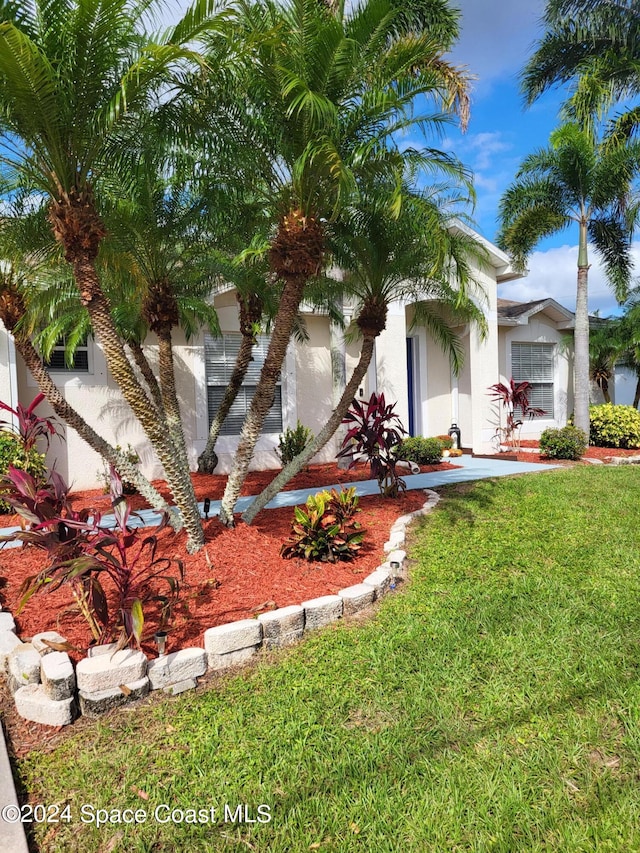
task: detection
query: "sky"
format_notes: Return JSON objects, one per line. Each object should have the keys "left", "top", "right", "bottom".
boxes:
{"left": 446, "top": 0, "right": 638, "bottom": 317}
{"left": 161, "top": 0, "right": 634, "bottom": 317}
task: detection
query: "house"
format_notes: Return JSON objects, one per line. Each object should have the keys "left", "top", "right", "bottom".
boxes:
{"left": 0, "top": 230, "right": 577, "bottom": 490}
{"left": 496, "top": 297, "right": 575, "bottom": 437}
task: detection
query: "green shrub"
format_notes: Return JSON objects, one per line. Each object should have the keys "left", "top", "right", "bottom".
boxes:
{"left": 435, "top": 434, "right": 454, "bottom": 449}
{"left": 0, "top": 430, "right": 46, "bottom": 512}
{"left": 396, "top": 436, "right": 443, "bottom": 465}
{"left": 589, "top": 404, "right": 640, "bottom": 448}
{"left": 280, "top": 487, "right": 364, "bottom": 562}
{"left": 539, "top": 425, "right": 588, "bottom": 460}
{"left": 277, "top": 420, "right": 313, "bottom": 465}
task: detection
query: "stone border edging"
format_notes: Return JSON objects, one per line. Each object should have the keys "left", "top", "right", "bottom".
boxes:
{"left": 1, "top": 488, "right": 441, "bottom": 728}
{"left": 0, "top": 488, "right": 442, "bottom": 853}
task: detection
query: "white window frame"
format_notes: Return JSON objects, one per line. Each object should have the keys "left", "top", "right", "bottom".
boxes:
{"left": 511, "top": 341, "right": 555, "bottom": 418}
{"left": 204, "top": 333, "right": 283, "bottom": 436}
{"left": 45, "top": 335, "right": 92, "bottom": 373}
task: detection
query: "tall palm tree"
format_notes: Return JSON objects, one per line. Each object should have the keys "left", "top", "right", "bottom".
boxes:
{"left": 498, "top": 122, "right": 640, "bottom": 434}
{"left": 522, "top": 0, "right": 640, "bottom": 134}
{"left": 215, "top": 0, "right": 473, "bottom": 525}
{"left": 0, "top": 0, "right": 224, "bottom": 552}
{"left": 0, "top": 193, "right": 179, "bottom": 519}
{"left": 241, "top": 185, "right": 488, "bottom": 524}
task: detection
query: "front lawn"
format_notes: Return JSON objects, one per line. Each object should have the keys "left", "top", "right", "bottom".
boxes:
{"left": 14, "top": 466, "right": 640, "bottom": 852}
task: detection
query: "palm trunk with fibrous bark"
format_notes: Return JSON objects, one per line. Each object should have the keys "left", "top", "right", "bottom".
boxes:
{"left": 127, "top": 340, "right": 165, "bottom": 417}
{"left": 219, "top": 211, "right": 324, "bottom": 526}
{"left": 242, "top": 332, "right": 377, "bottom": 524}
{"left": 80, "top": 281, "right": 204, "bottom": 552}
{"left": 48, "top": 190, "right": 205, "bottom": 552}
{"left": 0, "top": 289, "right": 178, "bottom": 524}
{"left": 197, "top": 292, "right": 263, "bottom": 474}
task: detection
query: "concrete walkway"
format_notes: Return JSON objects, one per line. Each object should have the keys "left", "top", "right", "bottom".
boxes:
{"left": 0, "top": 453, "right": 559, "bottom": 852}
{"left": 0, "top": 455, "right": 559, "bottom": 539}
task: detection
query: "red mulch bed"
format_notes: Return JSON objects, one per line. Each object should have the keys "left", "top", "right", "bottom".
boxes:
{"left": 0, "top": 462, "right": 455, "bottom": 661}
{"left": 517, "top": 440, "right": 640, "bottom": 464}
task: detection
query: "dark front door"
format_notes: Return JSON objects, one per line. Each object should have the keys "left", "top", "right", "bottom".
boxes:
{"left": 406, "top": 337, "right": 415, "bottom": 436}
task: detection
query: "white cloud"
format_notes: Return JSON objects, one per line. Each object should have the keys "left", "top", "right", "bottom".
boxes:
{"left": 498, "top": 243, "right": 640, "bottom": 317}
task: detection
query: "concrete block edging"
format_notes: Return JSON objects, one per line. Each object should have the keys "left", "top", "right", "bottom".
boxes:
{"left": 2, "top": 489, "right": 439, "bottom": 730}
{"left": 0, "top": 489, "right": 440, "bottom": 853}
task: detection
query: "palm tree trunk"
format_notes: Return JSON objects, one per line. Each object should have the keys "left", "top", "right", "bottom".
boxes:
{"left": 71, "top": 255, "right": 205, "bottom": 552}
{"left": 156, "top": 327, "right": 204, "bottom": 548}
{"left": 634, "top": 376, "right": 640, "bottom": 409}
{"left": 12, "top": 334, "right": 179, "bottom": 525}
{"left": 197, "top": 329, "right": 256, "bottom": 474}
{"left": 574, "top": 222, "right": 591, "bottom": 435}
{"left": 219, "top": 277, "right": 306, "bottom": 526}
{"left": 127, "top": 341, "right": 164, "bottom": 417}
{"left": 241, "top": 333, "right": 376, "bottom": 524}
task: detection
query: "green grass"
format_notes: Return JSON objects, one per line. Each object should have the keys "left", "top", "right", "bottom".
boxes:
{"left": 15, "top": 466, "right": 640, "bottom": 852}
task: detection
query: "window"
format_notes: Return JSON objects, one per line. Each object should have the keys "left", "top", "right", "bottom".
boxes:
{"left": 204, "top": 333, "right": 283, "bottom": 435}
{"left": 511, "top": 342, "right": 554, "bottom": 418}
{"left": 45, "top": 336, "right": 90, "bottom": 372}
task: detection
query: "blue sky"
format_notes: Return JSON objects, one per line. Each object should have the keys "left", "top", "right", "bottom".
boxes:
{"left": 446, "top": 0, "right": 639, "bottom": 316}
{"left": 163, "top": 0, "right": 634, "bottom": 316}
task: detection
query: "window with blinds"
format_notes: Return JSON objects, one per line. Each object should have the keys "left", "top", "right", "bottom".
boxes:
{"left": 511, "top": 342, "right": 554, "bottom": 418}
{"left": 204, "top": 333, "right": 283, "bottom": 435}
{"left": 45, "top": 336, "right": 90, "bottom": 372}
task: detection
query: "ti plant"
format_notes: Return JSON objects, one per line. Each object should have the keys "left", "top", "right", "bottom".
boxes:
{"left": 281, "top": 487, "right": 364, "bottom": 563}
{"left": 4, "top": 466, "right": 182, "bottom": 650}
{"left": 488, "top": 379, "right": 546, "bottom": 452}
{"left": 0, "top": 392, "right": 60, "bottom": 453}
{"left": 338, "top": 393, "right": 407, "bottom": 497}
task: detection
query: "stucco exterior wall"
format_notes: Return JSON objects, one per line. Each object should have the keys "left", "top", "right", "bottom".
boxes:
{"left": 498, "top": 316, "right": 573, "bottom": 437}
{"left": 373, "top": 301, "right": 409, "bottom": 428}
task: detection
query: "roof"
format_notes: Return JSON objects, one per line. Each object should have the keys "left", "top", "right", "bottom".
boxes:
{"left": 449, "top": 220, "right": 523, "bottom": 283}
{"left": 497, "top": 297, "right": 575, "bottom": 329}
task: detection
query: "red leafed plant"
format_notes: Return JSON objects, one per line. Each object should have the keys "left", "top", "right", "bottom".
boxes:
{"left": 3, "top": 465, "right": 183, "bottom": 650}
{"left": 0, "top": 392, "right": 59, "bottom": 452}
{"left": 488, "top": 379, "right": 546, "bottom": 452}
{"left": 337, "top": 392, "right": 407, "bottom": 497}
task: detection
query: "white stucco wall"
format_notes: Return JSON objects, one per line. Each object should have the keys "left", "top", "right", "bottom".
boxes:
{"left": 498, "top": 316, "right": 573, "bottom": 438}
{"left": 373, "top": 301, "right": 410, "bottom": 430}
{"left": 0, "top": 324, "right": 18, "bottom": 426}
{"left": 613, "top": 365, "right": 637, "bottom": 407}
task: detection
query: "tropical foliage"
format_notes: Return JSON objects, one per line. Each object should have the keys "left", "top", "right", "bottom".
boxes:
{"left": 7, "top": 467, "right": 183, "bottom": 649}
{"left": 498, "top": 121, "right": 640, "bottom": 435}
{"left": 488, "top": 378, "right": 546, "bottom": 452}
{"left": 337, "top": 393, "right": 407, "bottom": 498}
{"left": 588, "top": 402, "right": 640, "bottom": 449}
{"left": 280, "top": 487, "right": 364, "bottom": 563}
{"left": 539, "top": 424, "right": 587, "bottom": 460}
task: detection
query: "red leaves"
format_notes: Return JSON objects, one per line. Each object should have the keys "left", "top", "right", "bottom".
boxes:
{"left": 6, "top": 466, "right": 183, "bottom": 651}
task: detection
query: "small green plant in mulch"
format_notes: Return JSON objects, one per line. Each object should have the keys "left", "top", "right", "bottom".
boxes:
{"left": 276, "top": 420, "right": 314, "bottom": 466}
{"left": 0, "top": 392, "right": 58, "bottom": 511}
{"left": 396, "top": 436, "right": 443, "bottom": 465}
{"left": 281, "top": 486, "right": 364, "bottom": 562}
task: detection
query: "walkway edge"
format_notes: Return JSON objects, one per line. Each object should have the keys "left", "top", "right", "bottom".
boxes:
{"left": 0, "top": 721, "right": 30, "bottom": 853}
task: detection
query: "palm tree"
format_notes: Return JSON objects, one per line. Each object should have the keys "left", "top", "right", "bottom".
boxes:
{"left": 214, "top": 0, "right": 473, "bottom": 526}
{"left": 0, "top": 193, "right": 179, "bottom": 519}
{"left": 241, "top": 185, "right": 488, "bottom": 524}
{"left": 498, "top": 122, "right": 640, "bottom": 434}
{"left": 0, "top": 0, "right": 224, "bottom": 552}
{"left": 522, "top": 0, "right": 640, "bottom": 134}
{"left": 589, "top": 318, "right": 621, "bottom": 403}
